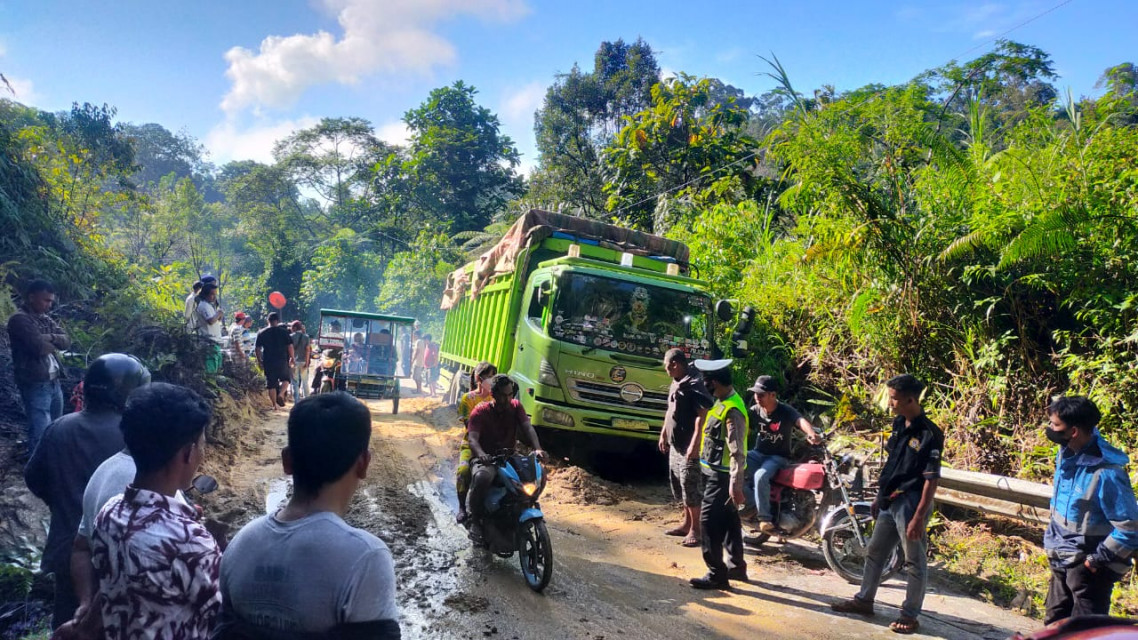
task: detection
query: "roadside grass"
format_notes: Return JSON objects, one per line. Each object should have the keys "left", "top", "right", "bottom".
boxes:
{"left": 931, "top": 517, "right": 1138, "bottom": 619}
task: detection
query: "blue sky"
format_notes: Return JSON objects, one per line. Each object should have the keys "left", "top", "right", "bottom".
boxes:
{"left": 2, "top": 0, "right": 1134, "bottom": 173}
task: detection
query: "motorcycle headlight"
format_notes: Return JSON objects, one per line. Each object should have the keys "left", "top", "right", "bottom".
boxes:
{"left": 522, "top": 482, "right": 538, "bottom": 496}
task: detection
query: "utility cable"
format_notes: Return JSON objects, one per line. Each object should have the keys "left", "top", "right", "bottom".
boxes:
{"left": 605, "top": 0, "right": 1078, "bottom": 218}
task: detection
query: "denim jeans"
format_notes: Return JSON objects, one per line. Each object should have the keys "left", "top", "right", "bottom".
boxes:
{"left": 745, "top": 450, "right": 789, "bottom": 522}
{"left": 18, "top": 380, "right": 63, "bottom": 454}
{"left": 856, "top": 491, "right": 929, "bottom": 620}
{"left": 292, "top": 363, "right": 309, "bottom": 400}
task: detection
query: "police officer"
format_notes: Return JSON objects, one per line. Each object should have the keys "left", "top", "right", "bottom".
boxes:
{"left": 24, "top": 353, "right": 151, "bottom": 629}
{"left": 688, "top": 359, "right": 749, "bottom": 589}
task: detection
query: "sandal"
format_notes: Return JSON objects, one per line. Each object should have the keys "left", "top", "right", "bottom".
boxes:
{"left": 680, "top": 536, "right": 700, "bottom": 548}
{"left": 890, "top": 617, "right": 919, "bottom": 634}
{"left": 830, "top": 598, "right": 875, "bottom": 616}
{"left": 664, "top": 526, "right": 688, "bottom": 537}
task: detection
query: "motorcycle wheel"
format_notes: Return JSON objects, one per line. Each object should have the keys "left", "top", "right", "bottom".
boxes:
{"left": 821, "top": 506, "right": 902, "bottom": 585}
{"left": 517, "top": 519, "right": 553, "bottom": 593}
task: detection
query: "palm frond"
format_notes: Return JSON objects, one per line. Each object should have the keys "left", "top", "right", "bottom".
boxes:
{"left": 939, "top": 229, "right": 989, "bottom": 262}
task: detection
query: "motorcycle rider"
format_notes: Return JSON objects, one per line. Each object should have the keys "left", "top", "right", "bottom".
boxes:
{"left": 688, "top": 359, "right": 749, "bottom": 590}
{"left": 466, "top": 374, "right": 547, "bottom": 544}
{"left": 24, "top": 354, "right": 150, "bottom": 629}
{"left": 743, "top": 375, "right": 821, "bottom": 534}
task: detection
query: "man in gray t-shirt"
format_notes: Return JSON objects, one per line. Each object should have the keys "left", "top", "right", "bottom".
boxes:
{"left": 216, "top": 392, "right": 400, "bottom": 639}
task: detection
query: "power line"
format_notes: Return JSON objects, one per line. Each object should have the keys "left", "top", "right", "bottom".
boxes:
{"left": 948, "top": 0, "right": 1077, "bottom": 62}
{"left": 608, "top": 0, "right": 1078, "bottom": 218}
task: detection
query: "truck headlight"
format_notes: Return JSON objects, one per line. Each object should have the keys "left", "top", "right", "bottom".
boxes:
{"left": 541, "top": 407, "right": 574, "bottom": 427}
{"left": 538, "top": 358, "right": 560, "bottom": 386}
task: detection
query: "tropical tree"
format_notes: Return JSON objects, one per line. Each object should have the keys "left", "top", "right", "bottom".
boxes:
{"left": 399, "top": 82, "right": 523, "bottom": 234}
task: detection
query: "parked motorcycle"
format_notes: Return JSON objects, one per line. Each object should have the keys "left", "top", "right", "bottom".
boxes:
{"left": 745, "top": 433, "right": 903, "bottom": 584}
{"left": 464, "top": 450, "right": 553, "bottom": 593}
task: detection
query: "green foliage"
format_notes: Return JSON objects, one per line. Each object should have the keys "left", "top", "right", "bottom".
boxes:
{"left": 300, "top": 228, "right": 384, "bottom": 314}
{"left": 375, "top": 232, "right": 461, "bottom": 334}
{"left": 531, "top": 38, "right": 661, "bottom": 216}
{"left": 603, "top": 74, "right": 761, "bottom": 232}
{"left": 400, "top": 82, "right": 523, "bottom": 234}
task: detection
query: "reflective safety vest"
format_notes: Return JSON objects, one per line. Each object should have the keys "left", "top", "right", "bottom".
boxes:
{"left": 700, "top": 391, "right": 749, "bottom": 473}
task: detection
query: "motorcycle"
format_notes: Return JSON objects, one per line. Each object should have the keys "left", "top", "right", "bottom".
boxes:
{"left": 464, "top": 450, "right": 554, "bottom": 593}
{"left": 315, "top": 348, "right": 343, "bottom": 394}
{"left": 745, "top": 433, "right": 903, "bottom": 584}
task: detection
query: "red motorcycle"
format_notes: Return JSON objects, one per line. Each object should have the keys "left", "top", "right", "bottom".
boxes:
{"left": 746, "top": 433, "right": 903, "bottom": 584}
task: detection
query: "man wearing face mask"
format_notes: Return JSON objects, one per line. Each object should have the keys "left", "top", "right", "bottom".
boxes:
{"left": 1042, "top": 395, "right": 1138, "bottom": 624}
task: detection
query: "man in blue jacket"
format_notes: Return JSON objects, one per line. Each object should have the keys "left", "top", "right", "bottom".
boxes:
{"left": 1043, "top": 395, "right": 1138, "bottom": 624}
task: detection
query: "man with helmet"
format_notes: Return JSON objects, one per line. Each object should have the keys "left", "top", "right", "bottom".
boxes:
{"left": 23, "top": 353, "right": 150, "bottom": 629}
{"left": 465, "top": 374, "right": 547, "bottom": 543}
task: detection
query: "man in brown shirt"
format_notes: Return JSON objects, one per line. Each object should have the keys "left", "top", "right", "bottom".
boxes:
{"left": 7, "top": 279, "right": 69, "bottom": 453}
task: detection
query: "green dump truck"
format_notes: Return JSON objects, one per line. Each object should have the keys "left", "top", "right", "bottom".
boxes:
{"left": 438, "top": 209, "right": 721, "bottom": 445}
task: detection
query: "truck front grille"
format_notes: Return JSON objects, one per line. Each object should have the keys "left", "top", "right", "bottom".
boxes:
{"left": 567, "top": 379, "right": 668, "bottom": 412}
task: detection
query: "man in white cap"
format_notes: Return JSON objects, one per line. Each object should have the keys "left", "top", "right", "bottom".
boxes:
{"left": 687, "top": 359, "right": 749, "bottom": 589}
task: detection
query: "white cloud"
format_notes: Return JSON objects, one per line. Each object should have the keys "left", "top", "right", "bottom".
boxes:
{"left": 501, "top": 81, "right": 545, "bottom": 123}
{"left": 498, "top": 81, "right": 546, "bottom": 178}
{"left": 220, "top": 0, "right": 529, "bottom": 115}
{"left": 204, "top": 116, "right": 321, "bottom": 164}
{"left": 377, "top": 121, "right": 411, "bottom": 146}
{"left": 2, "top": 75, "right": 39, "bottom": 106}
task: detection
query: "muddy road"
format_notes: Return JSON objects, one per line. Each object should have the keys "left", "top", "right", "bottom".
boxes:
{"left": 204, "top": 395, "right": 1040, "bottom": 640}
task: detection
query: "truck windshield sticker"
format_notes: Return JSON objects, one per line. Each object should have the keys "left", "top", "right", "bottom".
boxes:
{"left": 551, "top": 273, "right": 713, "bottom": 360}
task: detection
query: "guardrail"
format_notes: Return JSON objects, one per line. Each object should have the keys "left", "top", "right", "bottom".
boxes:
{"left": 935, "top": 468, "right": 1052, "bottom": 525}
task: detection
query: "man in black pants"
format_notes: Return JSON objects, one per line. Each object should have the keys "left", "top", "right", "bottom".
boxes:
{"left": 1041, "top": 395, "right": 1138, "bottom": 624}
{"left": 688, "top": 359, "right": 749, "bottom": 590}
{"left": 255, "top": 312, "right": 295, "bottom": 408}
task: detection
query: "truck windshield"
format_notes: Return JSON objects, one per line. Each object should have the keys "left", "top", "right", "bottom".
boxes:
{"left": 551, "top": 273, "right": 713, "bottom": 359}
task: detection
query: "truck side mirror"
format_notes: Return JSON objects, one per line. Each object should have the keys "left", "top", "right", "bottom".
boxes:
{"left": 537, "top": 281, "right": 552, "bottom": 306}
{"left": 715, "top": 300, "right": 734, "bottom": 322}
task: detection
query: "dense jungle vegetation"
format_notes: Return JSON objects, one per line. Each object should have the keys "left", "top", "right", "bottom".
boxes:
{"left": 2, "top": 38, "right": 1137, "bottom": 482}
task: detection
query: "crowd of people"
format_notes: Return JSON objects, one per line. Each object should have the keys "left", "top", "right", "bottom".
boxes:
{"left": 650, "top": 349, "right": 1138, "bottom": 634}
{"left": 8, "top": 276, "right": 1138, "bottom": 638}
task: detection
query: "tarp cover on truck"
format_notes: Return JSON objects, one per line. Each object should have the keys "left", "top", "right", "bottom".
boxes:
{"left": 441, "top": 209, "right": 689, "bottom": 309}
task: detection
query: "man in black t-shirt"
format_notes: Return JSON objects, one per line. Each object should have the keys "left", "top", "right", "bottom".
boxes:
{"left": 658, "top": 349, "right": 714, "bottom": 547}
{"left": 832, "top": 374, "right": 943, "bottom": 635}
{"left": 743, "top": 376, "right": 820, "bottom": 533}
{"left": 255, "top": 312, "right": 295, "bottom": 408}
